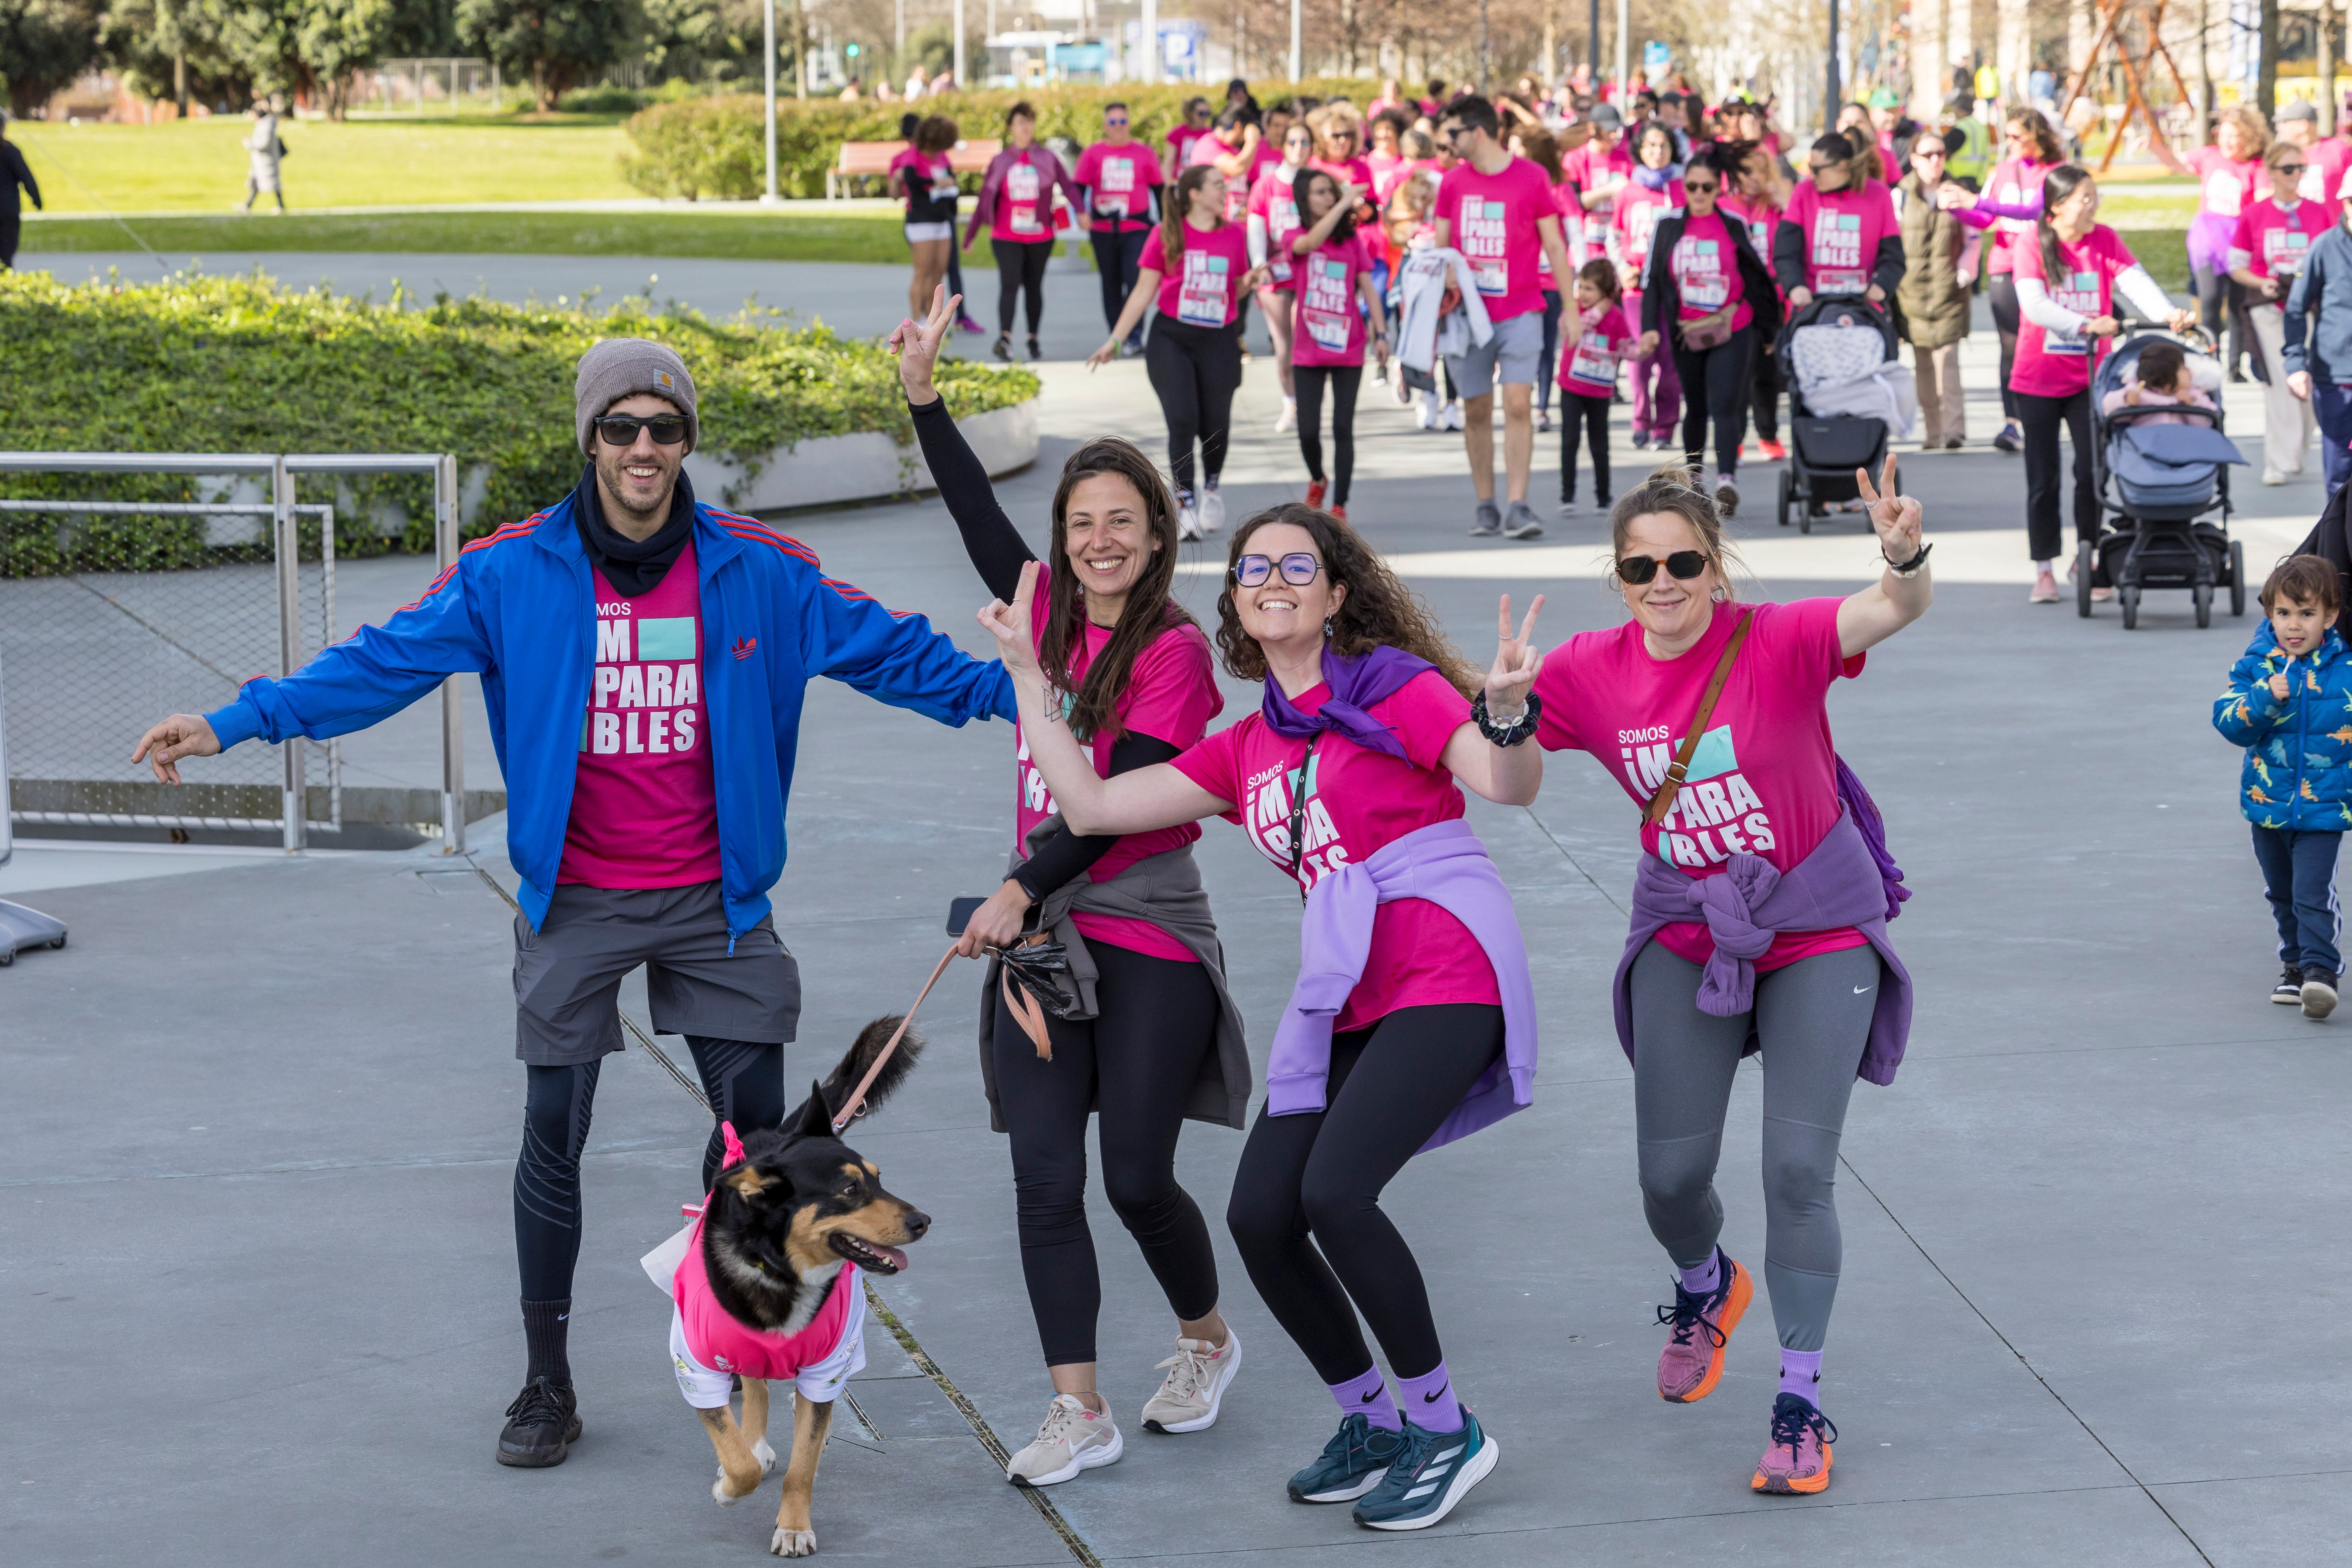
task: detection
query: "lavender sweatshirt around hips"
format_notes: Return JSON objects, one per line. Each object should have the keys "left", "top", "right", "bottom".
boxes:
{"left": 1268, "top": 818, "right": 1538, "bottom": 1150}
{"left": 1613, "top": 805, "right": 1914, "bottom": 1084}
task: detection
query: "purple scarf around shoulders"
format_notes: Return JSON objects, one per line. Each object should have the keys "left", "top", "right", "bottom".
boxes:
{"left": 1260, "top": 645, "right": 1436, "bottom": 759}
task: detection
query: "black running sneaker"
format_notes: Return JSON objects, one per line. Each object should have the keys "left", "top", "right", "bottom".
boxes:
{"left": 2276, "top": 965, "right": 2306, "bottom": 1005}
{"left": 497, "top": 1376, "right": 581, "bottom": 1467}
{"left": 2303, "top": 967, "right": 2340, "bottom": 1020}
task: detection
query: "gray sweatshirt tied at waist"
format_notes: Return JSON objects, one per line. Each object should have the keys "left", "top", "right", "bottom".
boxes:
{"left": 975, "top": 815, "right": 1253, "bottom": 1133}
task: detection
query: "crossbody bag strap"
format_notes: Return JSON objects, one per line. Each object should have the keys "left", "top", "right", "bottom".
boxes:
{"left": 1287, "top": 731, "right": 1322, "bottom": 900}
{"left": 1642, "top": 611, "right": 1753, "bottom": 827}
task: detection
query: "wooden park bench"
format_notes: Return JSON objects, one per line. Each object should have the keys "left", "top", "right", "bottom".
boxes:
{"left": 828, "top": 138, "right": 1002, "bottom": 199}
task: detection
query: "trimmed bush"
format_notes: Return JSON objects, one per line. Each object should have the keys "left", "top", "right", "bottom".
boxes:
{"left": 0, "top": 270, "right": 1037, "bottom": 576}
{"left": 621, "top": 79, "right": 1384, "bottom": 201}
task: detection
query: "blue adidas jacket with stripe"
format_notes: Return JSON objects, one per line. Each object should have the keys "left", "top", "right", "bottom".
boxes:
{"left": 204, "top": 486, "right": 1013, "bottom": 938}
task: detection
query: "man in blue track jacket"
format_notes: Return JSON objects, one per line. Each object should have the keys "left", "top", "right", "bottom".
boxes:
{"left": 132, "top": 339, "right": 1011, "bottom": 1468}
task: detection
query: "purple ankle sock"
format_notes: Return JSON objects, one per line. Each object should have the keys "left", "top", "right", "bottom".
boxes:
{"left": 1678, "top": 1251, "right": 1721, "bottom": 1297}
{"left": 1778, "top": 1349, "right": 1823, "bottom": 1404}
{"left": 1396, "top": 1360, "right": 1463, "bottom": 1433}
{"left": 1328, "top": 1369, "right": 1401, "bottom": 1432}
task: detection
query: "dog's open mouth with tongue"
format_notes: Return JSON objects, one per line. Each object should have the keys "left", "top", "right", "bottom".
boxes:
{"left": 829, "top": 1232, "right": 909, "bottom": 1274}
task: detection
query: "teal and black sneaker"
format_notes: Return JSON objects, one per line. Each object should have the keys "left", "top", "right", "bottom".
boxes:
{"left": 1350, "top": 1411, "right": 1499, "bottom": 1531}
{"left": 1287, "top": 1413, "right": 1405, "bottom": 1503}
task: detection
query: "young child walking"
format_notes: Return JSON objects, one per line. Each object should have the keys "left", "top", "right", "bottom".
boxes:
{"left": 1559, "top": 259, "right": 1632, "bottom": 516}
{"left": 2214, "top": 554, "right": 2352, "bottom": 1019}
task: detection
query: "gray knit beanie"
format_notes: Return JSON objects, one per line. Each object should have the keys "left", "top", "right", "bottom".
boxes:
{"left": 575, "top": 338, "right": 699, "bottom": 454}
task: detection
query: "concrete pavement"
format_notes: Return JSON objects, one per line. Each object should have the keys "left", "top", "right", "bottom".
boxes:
{"left": 5, "top": 256, "right": 2347, "bottom": 1566}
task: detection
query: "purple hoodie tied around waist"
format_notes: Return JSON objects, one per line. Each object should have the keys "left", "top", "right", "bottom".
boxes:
{"left": 1613, "top": 805, "right": 1915, "bottom": 1085}
{"left": 1269, "top": 818, "right": 1538, "bottom": 1151}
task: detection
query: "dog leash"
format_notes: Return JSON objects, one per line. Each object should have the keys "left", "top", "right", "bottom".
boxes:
{"left": 831, "top": 943, "right": 960, "bottom": 1134}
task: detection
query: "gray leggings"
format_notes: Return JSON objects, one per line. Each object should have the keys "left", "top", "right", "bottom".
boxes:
{"left": 1629, "top": 941, "right": 1880, "bottom": 1352}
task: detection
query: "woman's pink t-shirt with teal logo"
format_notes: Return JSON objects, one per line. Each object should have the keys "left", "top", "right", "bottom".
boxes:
{"left": 1668, "top": 212, "right": 1751, "bottom": 331}
{"left": 2231, "top": 197, "right": 2332, "bottom": 284}
{"left": 1074, "top": 140, "right": 1163, "bottom": 233}
{"left": 1169, "top": 668, "right": 1501, "bottom": 1030}
{"left": 1247, "top": 162, "right": 1305, "bottom": 286}
{"left": 2009, "top": 223, "right": 2138, "bottom": 398}
{"left": 1532, "top": 598, "right": 1871, "bottom": 973}
{"left": 1141, "top": 221, "right": 1251, "bottom": 327}
{"left": 1017, "top": 575, "right": 1222, "bottom": 962}
{"left": 990, "top": 147, "right": 1062, "bottom": 241}
{"left": 1290, "top": 233, "right": 1375, "bottom": 366}
{"left": 559, "top": 538, "right": 722, "bottom": 888}
{"left": 1781, "top": 178, "right": 1896, "bottom": 295}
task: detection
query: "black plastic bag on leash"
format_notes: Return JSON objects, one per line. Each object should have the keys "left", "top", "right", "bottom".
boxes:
{"left": 989, "top": 938, "right": 1081, "bottom": 1059}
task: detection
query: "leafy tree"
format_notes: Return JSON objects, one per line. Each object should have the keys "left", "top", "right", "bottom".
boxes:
{"left": 0, "top": 0, "right": 105, "bottom": 118}
{"left": 638, "top": 0, "right": 759, "bottom": 88}
{"left": 98, "top": 1, "right": 246, "bottom": 111}
{"left": 456, "top": 0, "right": 643, "bottom": 111}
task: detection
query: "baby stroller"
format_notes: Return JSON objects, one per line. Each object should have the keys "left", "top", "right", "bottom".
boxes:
{"left": 2083, "top": 326, "right": 2249, "bottom": 630}
{"left": 1773, "top": 295, "right": 1913, "bottom": 533}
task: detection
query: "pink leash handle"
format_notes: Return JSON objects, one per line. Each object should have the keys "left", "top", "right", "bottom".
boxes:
{"left": 830, "top": 944, "right": 962, "bottom": 1135}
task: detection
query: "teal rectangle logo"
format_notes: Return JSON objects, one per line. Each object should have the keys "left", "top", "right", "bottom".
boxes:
{"left": 636, "top": 617, "right": 696, "bottom": 660}
{"left": 1835, "top": 214, "right": 1860, "bottom": 230}
{"left": 1682, "top": 724, "right": 1738, "bottom": 782}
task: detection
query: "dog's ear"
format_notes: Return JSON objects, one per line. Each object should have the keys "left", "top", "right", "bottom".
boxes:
{"left": 819, "top": 1016, "right": 925, "bottom": 1122}
{"left": 722, "top": 1163, "right": 772, "bottom": 1199}
{"left": 792, "top": 1079, "right": 834, "bottom": 1140}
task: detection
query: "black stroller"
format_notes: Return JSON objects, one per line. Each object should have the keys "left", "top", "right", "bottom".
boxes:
{"left": 1773, "top": 295, "right": 1901, "bottom": 532}
{"left": 2081, "top": 326, "right": 2249, "bottom": 630}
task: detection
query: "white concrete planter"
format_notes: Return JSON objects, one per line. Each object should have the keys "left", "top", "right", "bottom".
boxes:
{"left": 680, "top": 400, "right": 1040, "bottom": 515}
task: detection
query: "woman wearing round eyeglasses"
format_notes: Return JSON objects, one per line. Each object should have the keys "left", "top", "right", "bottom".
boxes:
{"left": 978, "top": 504, "right": 1545, "bottom": 1533}
{"left": 1530, "top": 457, "right": 1931, "bottom": 1497}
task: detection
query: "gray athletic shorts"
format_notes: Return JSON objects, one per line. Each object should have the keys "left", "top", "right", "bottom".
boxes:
{"left": 1444, "top": 308, "right": 1545, "bottom": 399}
{"left": 513, "top": 881, "right": 800, "bottom": 1066}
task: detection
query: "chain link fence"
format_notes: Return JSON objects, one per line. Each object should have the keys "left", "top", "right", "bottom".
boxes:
{"left": 0, "top": 453, "right": 472, "bottom": 852}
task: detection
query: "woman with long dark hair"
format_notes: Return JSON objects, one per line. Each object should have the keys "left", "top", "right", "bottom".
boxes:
{"left": 1090, "top": 163, "right": 1271, "bottom": 539}
{"left": 979, "top": 505, "right": 1545, "bottom": 1532}
{"left": 1284, "top": 165, "right": 1389, "bottom": 518}
{"left": 891, "top": 287, "right": 1251, "bottom": 1489}
{"left": 1638, "top": 146, "right": 1784, "bottom": 516}
{"left": 2009, "top": 165, "right": 2197, "bottom": 601}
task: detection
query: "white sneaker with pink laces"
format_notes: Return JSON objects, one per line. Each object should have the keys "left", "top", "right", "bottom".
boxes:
{"left": 1005, "top": 1393, "right": 1122, "bottom": 1487}
{"left": 1140, "top": 1328, "right": 1243, "bottom": 1434}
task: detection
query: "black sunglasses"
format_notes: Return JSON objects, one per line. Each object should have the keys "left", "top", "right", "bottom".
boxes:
{"left": 594, "top": 414, "right": 691, "bottom": 446}
{"left": 1234, "top": 552, "right": 1325, "bottom": 587}
{"left": 1615, "top": 549, "right": 1710, "bottom": 585}
{"left": 1684, "top": 179, "right": 1719, "bottom": 192}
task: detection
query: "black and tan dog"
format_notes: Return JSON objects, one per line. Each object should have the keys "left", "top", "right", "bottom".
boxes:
{"left": 674, "top": 1018, "right": 929, "bottom": 1557}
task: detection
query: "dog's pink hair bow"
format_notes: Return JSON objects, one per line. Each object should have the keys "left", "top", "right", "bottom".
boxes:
{"left": 720, "top": 1120, "right": 747, "bottom": 1169}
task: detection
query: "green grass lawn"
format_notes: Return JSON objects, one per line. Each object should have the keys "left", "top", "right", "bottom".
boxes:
{"left": 6, "top": 115, "right": 635, "bottom": 211}
{"left": 21, "top": 207, "right": 920, "bottom": 263}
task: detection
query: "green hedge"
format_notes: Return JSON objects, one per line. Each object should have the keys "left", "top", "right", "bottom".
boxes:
{"left": 621, "top": 79, "right": 1383, "bottom": 201}
{"left": 0, "top": 270, "right": 1037, "bottom": 577}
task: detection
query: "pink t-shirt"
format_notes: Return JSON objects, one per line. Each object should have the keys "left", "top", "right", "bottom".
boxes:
{"left": 1982, "top": 156, "right": 2057, "bottom": 274}
{"left": 675, "top": 1205, "right": 859, "bottom": 1380}
{"left": 1312, "top": 154, "right": 1376, "bottom": 198}
{"left": 1291, "top": 232, "right": 1374, "bottom": 366}
{"left": 2231, "top": 197, "right": 2332, "bottom": 283}
{"left": 1435, "top": 155, "right": 1559, "bottom": 322}
{"left": 2305, "top": 135, "right": 2352, "bottom": 204}
{"left": 1187, "top": 131, "right": 1252, "bottom": 220}
{"left": 1565, "top": 141, "right": 1634, "bottom": 237}
{"left": 1611, "top": 178, "right": 1684, "bottom": 289}
{"left": 1366, "top": 147, "right": 1405, "bottom": 190}
{"left": 889, "top": 146, "right": 959, "bottom": 221}
{"left": 989, "top": 147, "right": 1066, "bottom": 242}
{"left": 1668, "top": 211, "right": 1751, "bottom": 331}
{"left": 1248, "top": 161, "right": 1306, "bottom": 286}
{"left": 1559, "top": 300, "right": 1634, "bottom": 396}
{"left": 1719, "top": 190, "right": 1783, "bottom": 283}
{"left": 2187, "top": 144, "right": 2264, "bottom": 224}
{"left": 560, "top": 541, "right": 723, "bottom": 889}
{"left": 1532, "top": 598, "right": 1871, "bottom": 973}
{"left": 1141, "top": 221, "right": 1251, "bottom": 327}
{"left": 1075, "top": 140, "right": 1163, "bottom": 233}
{"left": 1016, "top": 580, "right": 1221, "bottom": 962}
{"left": 1781, "top": 178, "right": 1897, "bottom": 295}
{"left": 1168, "top": 126, "right": 1206, "bottom": 169}
{"left": 1169, "top": 669, "right": 1501, "bottom": 1031}
{"left": 2009, "top": 222, "right": 2139, "bottom": 398}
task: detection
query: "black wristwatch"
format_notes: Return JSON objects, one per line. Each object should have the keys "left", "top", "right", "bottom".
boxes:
{"left": 1472, "top": 690, "right": 1542, "bottom": 746}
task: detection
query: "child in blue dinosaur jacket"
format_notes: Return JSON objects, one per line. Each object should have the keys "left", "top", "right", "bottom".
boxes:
{"left": 2214, "top": 554, "right": 2352, "bottom": 1019}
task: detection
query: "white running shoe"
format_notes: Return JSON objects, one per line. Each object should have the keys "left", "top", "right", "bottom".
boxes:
{"left": 1415, "top": 390, "right": 1438, "bottom": 429}
{"left": 1141, "top": 1329, "right": 1243, "bottom": 1434}
{"left": 1275, "top": 398, "right": 1299, "bottom": 433}
{"left": 1005, "top": 1393, "right": 1124, "bottom": 1487}
{"left": 1199, "top": 487, "right": 1226, "bottom": 534}
{"left": 1178, "top": 505, "right": 1204, "bottom": 541}
{"left": 1442, "top": 401, "right": 1465, "bottom": 431}
{"left": 1713, "top": 471, "right": 1740, "bottom": 516}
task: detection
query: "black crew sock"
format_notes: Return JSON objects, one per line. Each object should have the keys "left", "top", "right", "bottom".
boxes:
{"left": 521, "top": 1297, "right": 573, "bottom": 1386}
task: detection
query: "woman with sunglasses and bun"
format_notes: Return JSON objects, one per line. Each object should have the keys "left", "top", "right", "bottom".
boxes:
{"left": 1530, "top": 456, "right": 1931, "bottom": 1498}
{"left": 978, "top": 504, "right": 1544, "bottom": 1535}
{"left": 892, "top": 286, "right": 1253, "bottom": 1490}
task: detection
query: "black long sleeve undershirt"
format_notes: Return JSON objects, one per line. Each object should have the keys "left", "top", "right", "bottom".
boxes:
{"left": 908, "top": 394, "right": 1182, "bottom": 900}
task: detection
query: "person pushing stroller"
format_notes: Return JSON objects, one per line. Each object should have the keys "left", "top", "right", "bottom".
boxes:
{"left": 2213, "top": 553, "right": 2352, "bottom": 1019}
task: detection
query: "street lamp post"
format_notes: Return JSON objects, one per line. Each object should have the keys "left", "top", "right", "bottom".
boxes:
{"left": 1826, "top": 0, "right": 1841, "bottom": 132}
{"left": 763, "top": 0, "right": 779, "bottom": 202}
{"left": 1290, "top": 0, "right": 1301, "bottom": 82}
